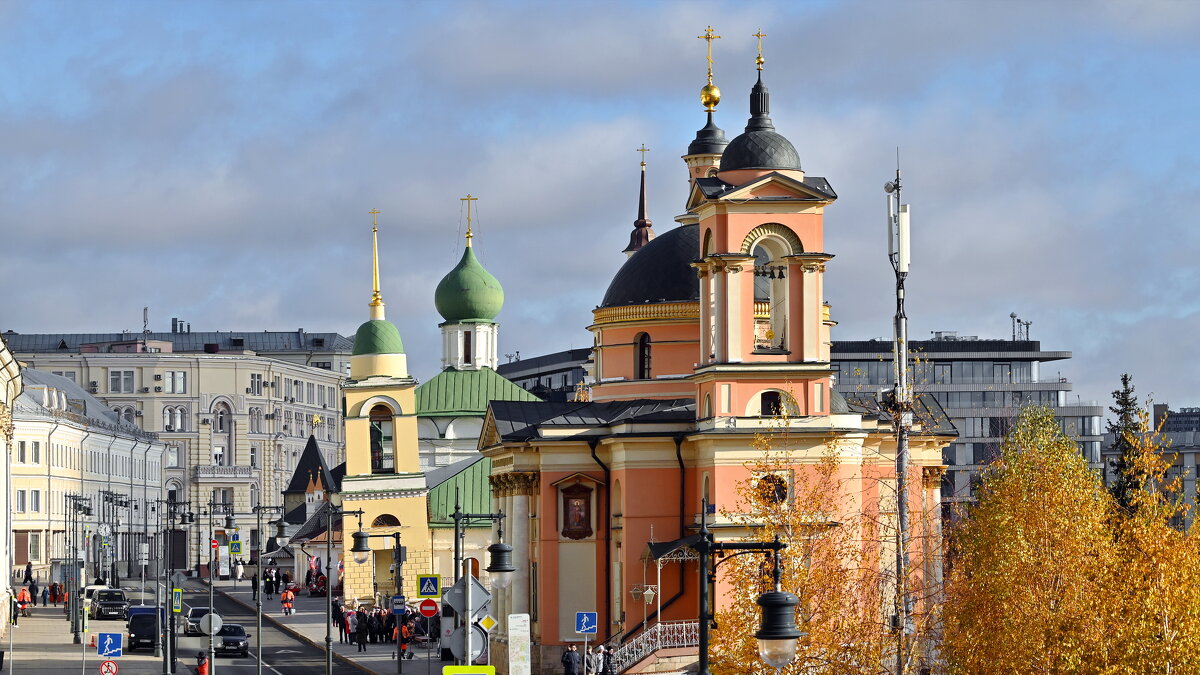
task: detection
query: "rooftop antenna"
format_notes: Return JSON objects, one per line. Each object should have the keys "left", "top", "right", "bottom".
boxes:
{"left": 883, "top": 147, "right": 913, "bottom": 675}
{"left": 1010, "top": 312, "right": 1018, "bottom": 341}
{"left": 142, "top": 306, "right": 150, "bottom": 351}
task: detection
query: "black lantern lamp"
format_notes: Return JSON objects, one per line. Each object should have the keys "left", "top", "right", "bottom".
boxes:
{"left": 273, "top": 520, "right": 288, "bottom": 548}
{"left": 754, "top": 589, "right": 802, "bottom": 669}
{"left": 486, "top": 541, "right": 515, "bottom": 574}
{"left": 224, "top": 513, "right": 236, "bottom": 530}
{"left": 350, "top": 528, "right": 372, "bottom": 565}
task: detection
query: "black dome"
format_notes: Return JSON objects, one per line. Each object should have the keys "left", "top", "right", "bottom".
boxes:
{"left": 719, "top": 130, "right": 800, "bottom": 171}
{"left": 601, "top": 225, "right": 699, "bottom": 308}
{"left": 718, "top": 74, "right": 801, "bottom": 172}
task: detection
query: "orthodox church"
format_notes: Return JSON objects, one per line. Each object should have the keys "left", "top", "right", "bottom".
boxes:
{"left": 479, "top": 37, "right": 953, "bottom": 674}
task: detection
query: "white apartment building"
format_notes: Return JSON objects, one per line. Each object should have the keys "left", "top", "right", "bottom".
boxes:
{"left": 7, "top": 329, "right": 351, "bottom": 572}
{"left": 0, "top": 336, "right": 21, "bottom": 638}
{"left": 12, "top": 369, "right": 165, "bottom": 582}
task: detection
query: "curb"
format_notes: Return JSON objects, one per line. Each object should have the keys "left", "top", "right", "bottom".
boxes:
{"left": 203, "top": 581, "right": 379, "bottom": 675}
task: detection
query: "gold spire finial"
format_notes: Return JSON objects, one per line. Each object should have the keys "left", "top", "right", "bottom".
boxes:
{"left": 753, "top": 29, "right": 766, "bottom": 70}
{"left": 460, "top": 194, "right": 478, "bottom": 247}
{"left": 368, "top": 208, "right": 383, "bottom": 307}
{"left": 636, "top": 144, "right": 649, "bottom": 169}
{"left": 698, "top": 26, "right": 722, "bottom": 112}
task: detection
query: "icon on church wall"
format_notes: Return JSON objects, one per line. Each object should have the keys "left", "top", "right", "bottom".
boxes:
{"left": 561, "top": 483, "right": 593, "bottom": 540}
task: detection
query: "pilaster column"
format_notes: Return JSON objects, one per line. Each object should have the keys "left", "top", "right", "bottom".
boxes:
{"left": 491, "top": 472, "right": 539, "bottom": 616}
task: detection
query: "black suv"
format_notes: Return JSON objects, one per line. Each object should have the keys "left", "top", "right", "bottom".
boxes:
{"left": 216, "top": 623, "right": 251, "bottom": 657}
{"left": 90, "top": 589, "right": 129, "bottom": 620}
{"left": 126, "top": 612, "right": 160, "bottom": 651}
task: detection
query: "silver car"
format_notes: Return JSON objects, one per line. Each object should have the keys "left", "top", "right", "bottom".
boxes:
{"left": 184, "top": 606, "right": 210, "bottom": 635}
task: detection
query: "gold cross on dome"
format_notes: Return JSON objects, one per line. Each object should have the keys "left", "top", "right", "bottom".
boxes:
{"left": 753, "top": 29, "right": 766, "bottom": 70}
{"left": 636, "top": 144, "right": 649, "bottom": 167}
{"left": 698, "top": 26, "right": 721, "bottom": 82}
{"left": 369, "top": 208, "right": 380, "bottom": 230}
{"left": 460, "top": 194, "right": 478, "bottom": 246}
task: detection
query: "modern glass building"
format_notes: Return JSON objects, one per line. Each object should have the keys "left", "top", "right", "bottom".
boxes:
{"left": 832, "top": 332, "right": 1103, "bottom": 514}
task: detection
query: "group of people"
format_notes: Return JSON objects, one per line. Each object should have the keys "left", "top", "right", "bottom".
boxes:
{"left": 331, "top": 600, "right": 426, "bottom": 655}
{"left": 561, "top": 643, "right": 614, "bottom": 675}
{"left": 258, "top": 567, "right": 291, "bottom": 599}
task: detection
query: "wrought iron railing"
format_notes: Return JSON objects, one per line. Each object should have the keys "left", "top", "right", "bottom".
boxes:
{"left": 194, "top": 465, "right": 254, "bottom": 479}
{"left": 602, "top": 620, "right": 699, "bottom": 673}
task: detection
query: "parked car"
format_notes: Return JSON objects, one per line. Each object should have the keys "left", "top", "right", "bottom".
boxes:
{"left": 81, "top": 584, "right": 108, "bottom": 610}
{"left": 126, "top": 610, "right": 163, "bottom": 651}
{"left": 90, "top": 589, "right": 128, "bottom": 619}
{"left": 184, "top": 606, "right": 210, "bottom": 635}
{"left": 215, "top": 623, "right": 250, "bottom": 657}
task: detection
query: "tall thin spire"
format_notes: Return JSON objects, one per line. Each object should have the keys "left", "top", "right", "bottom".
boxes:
{"left": 624, "top": 145, "right": 655, "bottom": 256}
{"left": 753, "top": 29, "right": 766, "bottom": 71}
{"left": 461, "top": 194, "right": 478, "bottom": 248}
{"left": 369, "top": 208, "right": 383, "bottom": 309}
{"left": 698, "top": 26, "right": 722, "bottom": 112}
{"left": 747, "top": 30, "right": 773, "bottom": 132}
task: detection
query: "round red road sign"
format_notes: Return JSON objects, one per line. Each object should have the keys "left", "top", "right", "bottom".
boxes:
{"left": 419, "top": 598, "right": 439, "bottom": 618}
{"left": 210, "top": 539, "right": 218, "bottom": 549}
{"left": 101, "top": 660, "right": 119, "bottom": 675}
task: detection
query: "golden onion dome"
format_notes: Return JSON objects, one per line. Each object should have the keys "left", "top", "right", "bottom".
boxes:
{"left": 700, "top": 83, "right": 721, "bottom": 111}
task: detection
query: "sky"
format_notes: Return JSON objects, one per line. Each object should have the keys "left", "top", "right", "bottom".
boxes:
{"left": 2, "top": 0, "right": 1199, "bottom": 411}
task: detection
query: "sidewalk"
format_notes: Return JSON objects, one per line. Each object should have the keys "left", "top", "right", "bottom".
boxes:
{"left": 207, "top": 578, "right": 447, "bottom": 675}
{"left": 4, "top": 602, "right": 166, "bottom": 674}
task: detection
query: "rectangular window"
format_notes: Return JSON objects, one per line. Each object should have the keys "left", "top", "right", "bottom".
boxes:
{"left": 295, "top": 380, "right": 303, "bottom": 403}
{"left": 934, "top": 363, "right": 951, "bottom": 384}
{"left": 31, "top": 490, "right": 40, "bottom": 513}
{"left": 307, "top": 382, "right": 315, "bottom": 403}
{"left": 273, "top": 376, "right": 281, "bottom": 397}
{"left": 250, "top": 446, "right": 258, "bottom": 468}
{"left": 165, "top": 371, "right": 187, "bottom": 394}
{"left": 51, "top": 370, "right": 76, "bottom": 382}
{"left": 284, "top": 379, "right": 292, "bottom": 400}
{"left": 110, "top": 369, "right": 134, "bottom": 393}
{"left": 15, "top": 490, "right": 25, "bottom": 513}
{"left": 29, "top": 532, "right": 41, "bottom": 562}
{"left": 17, "top": 441, "right": 25, "bottom": 463}
{"left": 213, "top": 446, "right": 225, "bottom": 466}
{"left": 32, "top": 441, "right": 40, "bottom": 464}
{"left": 250, "top": 373, "right": 263, "bottom": 396}
{"left": 313, "top": 361, "right": 331, "bottom": 370}
{"left": 814, "top": 382, "right": 825, "bottom": 413}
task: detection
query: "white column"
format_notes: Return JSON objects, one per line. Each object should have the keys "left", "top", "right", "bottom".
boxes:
{"left": 511, "top": 488, "right": 531, "bottom": 615}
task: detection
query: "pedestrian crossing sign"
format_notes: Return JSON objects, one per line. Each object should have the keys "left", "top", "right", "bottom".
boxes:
{"left": 172, "top": 588, "right": 182, "bottom": 613}
{"left": 417, "top": 574, "right": 441, "bottom": 598}
{"left": 230, "top": 540, "right": 242, "bottom": 554}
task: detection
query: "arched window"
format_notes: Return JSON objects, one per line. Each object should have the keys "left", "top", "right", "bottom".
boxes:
{"left": 250, "top": 484, "right": 260, "bottom": 509}
{"left": 761, "top": 391, "right": 783, "bottom": 417}
{"left": 372, "top": 514, "right": 400, "bottom": 527}
{"left": 703, "top": 394, "right": 713, "bottom": 419}
{"left": 174, "top": 407, "right": 185, "bottom": 432}
{"left": 214, "top": 405, "right": 229, "bottom": 433}
{"left": 750, "top": 234, "right": 793, "bottom": 352}
{"left": 463, "top": 332, "right": 473, "bottom": 364}
{"left": 634, "top": 333, "right": 652, "bottom": 380}
{"left": 757, "top": 473, "right": 788, "bottom": 505}
{"left": 163, "top": 407, "right": 173, "bottom": 430}
{"left": 369, "top": 404, "right": 395, "bottom": 474}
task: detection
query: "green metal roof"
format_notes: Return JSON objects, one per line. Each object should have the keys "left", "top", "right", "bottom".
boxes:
{"left": 352, "top": 319, "right": 405, "bottom": 356}
{"left": 427, "top": 455, "right": 494, "bottom": 528}
{"left": 415, "top": 366, "right": 540, "bottom": 417}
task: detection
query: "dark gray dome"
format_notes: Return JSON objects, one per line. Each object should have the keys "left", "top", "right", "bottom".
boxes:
{"left": 718, "top": 74, "right": 801, "bottom": 172}
{"left": 601, "top": 225, "right": 698, "bottom": 308}
{"left": 719, "top": 130, "right": 800, "bottom": 171}
{"left": 687, "top": 112, "right": 728, "bottom": 156}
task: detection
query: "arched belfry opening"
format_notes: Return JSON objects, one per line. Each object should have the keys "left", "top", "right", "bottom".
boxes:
{"left": 369, "top": 404, "right": 395, "bottom": 474}
{"left": 748, "top": 231, "right": 796, "bottom": 352}
{"left": 635, "top": 333, "right": 652, "bottom": 380}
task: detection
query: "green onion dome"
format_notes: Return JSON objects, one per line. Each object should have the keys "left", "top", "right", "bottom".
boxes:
{"left": 434, "top": 246, "right": 504, "bottom": 323}
{"left": 352, "top": 319, "right": 405, "bottom": 355}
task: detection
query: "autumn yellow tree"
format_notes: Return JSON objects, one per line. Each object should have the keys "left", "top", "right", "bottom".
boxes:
{"left": 942, "top": 406, "right": 1114, "bottom": 675}
{"left": 1102, "top": 408, "right": 1200, "bottom": 672}
{"left": 708, "top": 431, "right": 942, "bottom": 675}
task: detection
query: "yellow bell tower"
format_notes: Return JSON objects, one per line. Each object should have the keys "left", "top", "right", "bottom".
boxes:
{"left": 340, "top": 210, "right": 432, "bottom": 600}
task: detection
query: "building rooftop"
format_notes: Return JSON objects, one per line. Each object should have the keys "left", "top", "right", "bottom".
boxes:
{"left": 3, "top": 330, "right": 353, "bottom": 354}
{"left": 416, "top": 367, "right": 540, "bottom": 417}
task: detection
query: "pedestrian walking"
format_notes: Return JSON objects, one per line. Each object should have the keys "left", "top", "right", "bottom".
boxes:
{"left": 40, "top": 585, "right": 48, "bottom": 607}
{"left": 280, "top": 588, "right": 295, "bottom": 615}
{"left": 345, "top": 609, "right": 358, "bottom": 645}
{"left": 356, "top": 610, "right": 369, "bottom": 652}
{"left": 28, "top": 580, "right": 38, "bottom": 607}
{"left": 562, "top": 644, "right": 583, "bottom": 675}
{"left": 17, "top": 587, "right": 31, "bottom": 617}
{"left": 251, "top": 572, "right": 259, "bottom": 601}
{"left": 22, "top": 563, "right": 32, "bottom": 585}
{"left": 236, "top": 561, "right": 244, "bottom": 582}
{"left": 332, "top": 600, "right": 345, "bottom": 643}
{"left": 9, "top": 592, "right": 18, "bottom": 627}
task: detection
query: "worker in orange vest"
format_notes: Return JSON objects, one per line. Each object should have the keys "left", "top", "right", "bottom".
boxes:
{"left": 280, "top": 588, "right": 295, "bottom": 615}
{"left": 16, "top": 587, "right": 31, "bottom": 617}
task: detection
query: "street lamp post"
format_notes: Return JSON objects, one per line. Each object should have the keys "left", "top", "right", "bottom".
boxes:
{"left": 324, "top": 507, "right": 365, "bottom": 675}
{"left": 205, "top": 501, "right": 236, "bottom": 673}
{"left": 159, "top": 499, "right": 193, "bottom": 675}
{"left": 691, "top": 498, "right": 801, "bottom": 675}
{"left": 252, "top": 506, "right": 287, "bottom": 675}
{"left": 65, "top": 494, "right": 92, "bottom": 645}
{"left": 449, "top": 494, "right": 515, "bottom": 667}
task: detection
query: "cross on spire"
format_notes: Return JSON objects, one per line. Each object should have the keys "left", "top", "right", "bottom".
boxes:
{"left": 636, "top": 144, "right": 649, "bottom": 168}
{"left": 698, "top": 26, "right": 721, "bottom": 84}
{"left": 368, "top": 208, "right": 383, "bottom": 307}
{"left": 753, "top": 29, "right": 766, "bottom": 70}
{"left": 460, "top": 194, "right": 478, "bottom": 247}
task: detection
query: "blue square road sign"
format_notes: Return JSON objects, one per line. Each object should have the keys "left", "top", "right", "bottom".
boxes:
{"left": 575, "top": 612, "right": 598, "bottom": 635}
{"left": 98, "top": 632, "right": 123, "bottom": 658}
{"left": 416, "top": 574, "right": 441, "bottom": 598}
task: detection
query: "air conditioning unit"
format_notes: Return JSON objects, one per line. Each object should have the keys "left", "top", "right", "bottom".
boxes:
{"left": 289, "top": 398, "right": 296, "bottom": 403}
{"left": 201, "top": 418, "right": 211, "bottom": 425}
{"left": 282, "top": 424, "right": 289, "bottom": 430}
{"left": 88, "top": 386, "right": 98, "bottom": 393}
{"left": 135, "top": 410, "right": 143, "bottom": 417}
{"left": 245, "top": 388, "right": 252, "bottom": 394}
{"left": 164, "top": 425, "right": 174, "bottom": 432}
{"left": 264, "top": 414, "right": 274, "bottom": 420}
{"left": 154, "top": 374, "right": 163, "bottom": 381}
{"left": 154, "top": 386, "right": 163, "bottom": 392}
{"left": 139, "top": 387, "right": 150, "bottom": 393}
